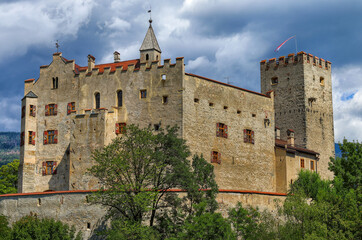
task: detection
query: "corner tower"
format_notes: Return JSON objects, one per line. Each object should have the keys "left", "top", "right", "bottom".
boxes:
{"left": 260, "top": 52, "right": 334, "bottom": 179}
{"left": 140, "top": 18, "right": 161, "bottom": 64}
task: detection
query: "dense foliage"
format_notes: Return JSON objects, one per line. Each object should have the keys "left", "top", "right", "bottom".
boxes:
{"left": 89, "top": 129, "right": 361, "bottom": 239}
{"left": 0, "top": 215, "right": 82, "bottom": 240}
{"left": 0, "top": 159, "right": 19, "bottom": 194}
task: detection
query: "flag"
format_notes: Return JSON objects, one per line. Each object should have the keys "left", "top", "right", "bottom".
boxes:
{"left": 275, "top": 36, "right": 295, "bottom": 52}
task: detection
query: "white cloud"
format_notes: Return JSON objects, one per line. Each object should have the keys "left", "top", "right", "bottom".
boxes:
{"left": 333, "top": 65, "right": 362, "bottom": 142}
{"left": 0, "top": 0, "right": 95, "bottom": 61}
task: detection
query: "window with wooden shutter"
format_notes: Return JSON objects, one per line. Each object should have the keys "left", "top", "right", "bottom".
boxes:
{"left": 43, "top": 161, "right": 57, "bottom": 175}
{"left": 244, "top": 129, "right": 254, "bottom": 144}
{"left": 216, "top": 123, "right": 228, "bottom": 138}
{"left": 21, "top": 106, "right": 25, "bottom": 118}
{"left": 32, "top": 132, "right": 36, "bottom": 145}
{"left": 54, "top": 104, "right": 57, "bottom": 115}
{"left": 28, "top": 131, "right": 34, "bottom": 145}
{"left": 211, "top": 151, "right": 221, "bottom": 164}
{"left": 310, "top": 160, "right": 315, "bottom": 171}
{"left": 67, "top": 103, "right": 71, "bottom": 115}
{"left": 300, "top": 159, "right": 305, "bottom": 168}
{"left": 115, "top": 123, "right": 126, "bottom": 134}
{"left": 30, "top": 105, "right": 36, "bottom": 117}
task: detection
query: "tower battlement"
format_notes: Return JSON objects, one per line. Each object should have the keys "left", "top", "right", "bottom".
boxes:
{"left": 260, "top": 52, "right": 331, "bottom": 71}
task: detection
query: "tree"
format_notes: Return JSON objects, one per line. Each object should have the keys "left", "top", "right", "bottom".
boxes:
{"left": 0, "top": 159, "right": 19, "bottom": 194}
{"left": 329, "top": 139, "right": 361, "bottom": 190}
{"left": 0, "top": 215, "right": 10, "bottom": 239}
{"left": 8, "top": 215, "right": 82, "bottom": 240}
{"left": 89, "top": 125, "right": 191, "bottom": 227}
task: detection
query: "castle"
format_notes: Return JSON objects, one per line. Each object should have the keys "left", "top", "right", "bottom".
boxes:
{"left": 18, "top": 19, "right": 334, "bottom": 195}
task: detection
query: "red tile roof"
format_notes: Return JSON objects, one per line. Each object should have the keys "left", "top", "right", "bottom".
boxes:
{"left": 73, "top": 59, "right": 140, "bottom": 74}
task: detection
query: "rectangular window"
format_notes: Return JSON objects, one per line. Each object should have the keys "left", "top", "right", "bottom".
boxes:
{"left": 67, "top": 102, "right": 75, "bottom": 115}
{"left": 211, "top": 151, "right": 221, "bottom": 164}
{"left": 28, "top": 131, "right": 35, "bottom": 145}
{"left": 140, "top": 90, "right": 147, "bottom": 99}
{"left": 310, "top": 160, "right": 315, "bottom": 171}
{"left": 216, "top": 123, "right": 228, "bottom": 138}
{"left": 300, "top": 158, "right": 305, "bottom": 168}
{"left": 42, "top": 161, "right": 57, "bottom": 176}
{"left": 162, "top": 95, "right": 168, "bottom": 104}
{"left": 271, "top": 77, "right": 278, "bottom": 85}
{"left": 29, "top": 105, "right": 36, "bottom": 117}
{"left": 243, "top": 129, "right": 255, "bottom": 144}
{"left": 115, "top": 123, "right": 127, "bottom": 134}
{"left": 45, "top": 104, "right": 57, "bottom": 116}
{"left": 43, "top": 130, "right": 58, "bottom": 144}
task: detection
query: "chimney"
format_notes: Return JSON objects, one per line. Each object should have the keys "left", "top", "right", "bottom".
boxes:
{"left": 114, "top": 51, "right": 120, "bottom": 63}
{"left": 88, "top": 54, "right": 95, "bottom": 72}
{"left": 287, "top": 129, "right": 295, "bottom": 146}
{"left": 275, "top": 127, "right": 280, "bottom": 140}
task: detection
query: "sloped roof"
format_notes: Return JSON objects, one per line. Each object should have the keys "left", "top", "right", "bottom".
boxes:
{"left": 23, "top": 91, "right": 38, "bottom": 99}
{"left": 139, "top": 24, "right": 161, "bottom": 53}
{"left": 275, "top": 139, "right": 319, "bottom": 156}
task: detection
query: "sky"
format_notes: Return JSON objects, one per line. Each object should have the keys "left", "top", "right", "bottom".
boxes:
{"left": 0, "top": 0, "right": 361, "bottom": 142}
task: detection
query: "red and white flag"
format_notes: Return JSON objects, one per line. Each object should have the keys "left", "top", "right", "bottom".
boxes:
{"left": 275, "top": 36, "right": 295, "bottom": 52}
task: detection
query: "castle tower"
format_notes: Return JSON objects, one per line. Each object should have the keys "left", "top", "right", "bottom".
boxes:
{"left": 139, "top": 18, "right": 161, "bottom": 64}
{"left": 260, "top": 52, "right": 334, "bottom": 179}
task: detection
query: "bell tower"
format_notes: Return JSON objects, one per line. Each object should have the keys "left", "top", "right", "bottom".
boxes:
{"left": 139, "top": 18, "right": 161, "bottom": 64}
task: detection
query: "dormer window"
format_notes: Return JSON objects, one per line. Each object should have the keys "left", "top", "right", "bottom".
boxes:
{"left": 52, "top": 77, "right": 58, "bottom": 89}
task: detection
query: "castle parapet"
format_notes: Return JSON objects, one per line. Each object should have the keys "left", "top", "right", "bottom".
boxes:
{"left": 260, "top": 52, "right": 331, "bottom": 70}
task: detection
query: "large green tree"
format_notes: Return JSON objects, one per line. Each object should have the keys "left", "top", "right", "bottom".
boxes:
{"left": 0, "top": 159, "right": 19, "bottom": 194}
{"left": 89, "top": 125, "right": 221, "bottom": 239}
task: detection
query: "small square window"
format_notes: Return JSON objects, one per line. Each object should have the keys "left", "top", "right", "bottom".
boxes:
{"left": 154, "top": 124, "right": 160, "bottom": 131}
{"left": 194, "top": 98, "right": 199, "bottom": 103}
{"left": 161, "top": 74, "right": 166, "bottom": 81}
{"left": 45, "top": 104, "right": 57, "bottom": 116}
{"left": 237, "top": 110, "right": 241, "bottom": 114}
{"left": 271, "top": 77, "right": 278, "bottom": 85}
{"left": 42, "top": 161, "right": 57, "bottom": 175}
{"left": 162, "top": 96, "right": 168, "bottom": 104}
{"left": 224, "top": 106, "right": 228, "bottom": 110}
{"left": 209, "top": 102, "right": 214, "bottom": 107}
{"left": 252, "top": 113, "right": 256, "bottom": 117}
{"left": 140, "top": 90, "right": 147, "bottom": 99}
{"left": 115, "top": 123, "right": 127, "bottom": 134}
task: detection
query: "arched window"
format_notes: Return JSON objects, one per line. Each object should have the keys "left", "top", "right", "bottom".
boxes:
{"left": 146, "top": 54, "right": 149, "bottom": 61}
{"left": 320, "top": 77, "right": 325, "bottom": 86}
{"left": 117, "top": 90, "right": 123, "bottom": 107}
{"left": 52, "top": 77, "right": 58, "bottom": 89}
{"left": 95, "top": 92, "right": 100, "bottom": 109}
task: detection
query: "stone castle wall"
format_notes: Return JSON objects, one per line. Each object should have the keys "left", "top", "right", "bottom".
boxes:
{"left": 183, "top": 74, "right": 276, "bottom": 192}
{"left": 0, "top": 190, "right": 286, "bottom": 240}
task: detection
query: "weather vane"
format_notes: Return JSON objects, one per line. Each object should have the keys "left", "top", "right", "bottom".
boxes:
{"left": 148, "top": 7, "right": 152, "bottom": 23}
{"left": 55, "top": 40, "right": 60, "bottom": 53}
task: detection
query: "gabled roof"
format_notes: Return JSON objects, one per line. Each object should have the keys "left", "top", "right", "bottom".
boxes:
{"left": 139, "top": 24, "right": 161, "bottom": 53}
{"left": 275, "top": 139, "right": 319, "bottom": 156}
{"left": 23, "top": 91, "right": 38, "bottom": 99}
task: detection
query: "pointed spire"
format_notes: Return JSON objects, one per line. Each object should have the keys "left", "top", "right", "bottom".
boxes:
{"left": 139, "top": 21, "right": 161, "bottom": 53}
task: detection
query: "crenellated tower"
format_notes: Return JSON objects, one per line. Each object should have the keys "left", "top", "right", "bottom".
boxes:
{"left": 260, "top": 52, "right": 334, "bottom": 179}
